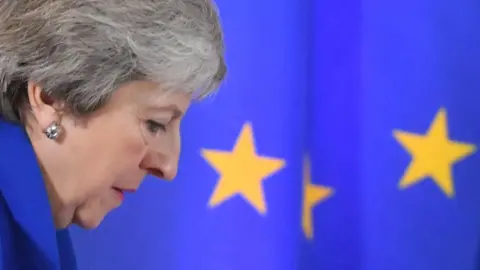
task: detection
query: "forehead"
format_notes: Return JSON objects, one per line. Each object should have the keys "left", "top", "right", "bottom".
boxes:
{"left": 110, "top": 81, "right": 192, "bottom": 114}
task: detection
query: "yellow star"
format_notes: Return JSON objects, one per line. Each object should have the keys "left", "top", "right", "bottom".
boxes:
{"left": 393, "top": 108, "right": 476, "bottom": 197}
{"left": 302, "top": 156, "right": 333, "bottom": 240}
{"left": 201, "top": 122, "right": 285, "bottom": 214}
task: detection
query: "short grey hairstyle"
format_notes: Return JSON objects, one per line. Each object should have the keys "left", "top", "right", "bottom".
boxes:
{"left": 0, "top": 0, "right": 226, "bottom": 122}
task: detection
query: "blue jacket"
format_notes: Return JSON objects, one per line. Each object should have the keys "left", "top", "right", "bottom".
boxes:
{"left": 0, "top": 120, "right": 77, "bottom": 269}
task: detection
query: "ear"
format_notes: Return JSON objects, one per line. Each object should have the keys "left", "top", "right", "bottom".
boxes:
{"left": 27, "top": 81, "right": 60, "bottom": 130}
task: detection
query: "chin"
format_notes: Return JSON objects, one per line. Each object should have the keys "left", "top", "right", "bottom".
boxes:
{"left": 73, "top": 215, "right": 105, "bottom": 230}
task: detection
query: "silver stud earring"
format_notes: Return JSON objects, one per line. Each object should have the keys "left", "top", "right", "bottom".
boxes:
{"left": 44, "top": 121, "right": 62, "bottom": 140}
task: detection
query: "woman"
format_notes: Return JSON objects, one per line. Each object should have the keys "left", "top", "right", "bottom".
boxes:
{"left": 0, "top": 0, "right": 226, "bottom": 269}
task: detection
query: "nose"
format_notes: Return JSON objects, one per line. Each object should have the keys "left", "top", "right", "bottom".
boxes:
{"left": 140, "top": 150, "right": 179, "bottom": 181}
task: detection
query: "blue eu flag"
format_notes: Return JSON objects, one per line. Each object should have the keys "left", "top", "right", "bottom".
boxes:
{"left": 71, "top": 0, "right": 480, "bottom": 269}
{"left": 171, "top": 0, "right": 308, "bottom": 268}
{"left": 306, "top": 0, "right": 480, "bottom": 269}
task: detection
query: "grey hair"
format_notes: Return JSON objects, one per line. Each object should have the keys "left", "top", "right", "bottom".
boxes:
{"left": 0, "top": 0, "right": 226, "bottom": 122}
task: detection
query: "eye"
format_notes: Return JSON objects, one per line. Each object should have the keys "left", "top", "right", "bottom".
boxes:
{"left": 145, "top": 120, "right": 167, "bottom": 134}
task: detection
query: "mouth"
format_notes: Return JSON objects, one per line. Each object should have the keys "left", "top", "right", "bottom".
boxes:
{"left": 112, "top": 187, "right": 137, "bottom": 201}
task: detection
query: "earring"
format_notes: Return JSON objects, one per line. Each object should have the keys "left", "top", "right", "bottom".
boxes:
{"left": 44, "top": 121, "right": 61, "bottom": 140}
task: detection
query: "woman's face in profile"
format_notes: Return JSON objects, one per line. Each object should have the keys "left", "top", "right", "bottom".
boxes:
{"left": 41, "top": 81, "right": 191, "bottom": 229}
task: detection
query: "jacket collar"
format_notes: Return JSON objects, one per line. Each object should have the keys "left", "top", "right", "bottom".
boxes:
{"left": 0, "top": 120, "right": 60, "bottom": 267}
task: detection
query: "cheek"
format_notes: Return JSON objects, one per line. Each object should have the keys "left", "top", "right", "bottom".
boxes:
{"left": 77, "top": 130, "right": 145, "bottom": 194}
{"left": 66, "top": 114, "right": 147, "bottom": 198}
{"left": 118, "top": 132, "right": 146, "bottom": 165}
{"left": 103, "top": 131, "right": 146, "bottom": 180}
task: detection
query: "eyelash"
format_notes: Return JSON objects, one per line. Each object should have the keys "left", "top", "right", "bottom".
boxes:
{"left": 146, "top": 120, "right": 167, "bottom": 134}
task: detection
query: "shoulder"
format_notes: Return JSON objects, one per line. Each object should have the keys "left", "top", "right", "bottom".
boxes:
{"left": 0, "top": 192, "right": 16, "bottom": 268}
{"left": 0, "top": 121, "right": 64, "bottom": 269}
{"left": 0, "top": 192, "right": 63, "bottom": 269}
{"left": 0, "top": 192, "right": 14, "bottom": 237}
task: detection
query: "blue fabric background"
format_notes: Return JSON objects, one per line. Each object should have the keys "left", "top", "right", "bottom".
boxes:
{"left": 71, "top": 0, "right": 480, "bottom": 269}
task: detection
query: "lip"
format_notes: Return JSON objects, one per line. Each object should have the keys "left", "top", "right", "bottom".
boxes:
{"left": 120, "top": 188, "right": 137, "bottom": 193}
{"left": 112, "top": 187, "right": 137, "bottom": 201}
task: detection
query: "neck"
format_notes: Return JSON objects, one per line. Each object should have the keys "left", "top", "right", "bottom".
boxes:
{"left": 41, "top": 168, "right": 75, "bottom": 229}
{"left": 25, "top": 124, "right": 75, "bottom": 229}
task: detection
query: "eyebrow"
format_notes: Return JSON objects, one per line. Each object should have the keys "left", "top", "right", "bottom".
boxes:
{"left": 147, "top": 104, "right": 183, "bottom": 118}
